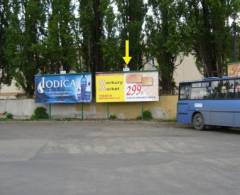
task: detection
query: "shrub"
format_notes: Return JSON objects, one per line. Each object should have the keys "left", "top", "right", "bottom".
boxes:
{"left": 0, "top": 112, "right": 13, "bottom": 120}
{"left": 137, "top": 110, "right": 153, "bottom": 121}
{"left": 6, "top": 113, "right": 13, "bottom": 119}
{"left": 109, "top": 114, "right": 117, "bottom": 120}
{"left": 31, "top": 107, "right": 49, "bottom": 120}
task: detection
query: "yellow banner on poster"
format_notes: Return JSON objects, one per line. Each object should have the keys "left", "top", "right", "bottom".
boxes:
{"left": 96, "top": 74, "right": 124, "bottom": 102}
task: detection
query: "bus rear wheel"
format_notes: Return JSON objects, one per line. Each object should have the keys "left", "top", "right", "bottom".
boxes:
{"left": 192, "top": 113, "right": 205, "bottom": 130}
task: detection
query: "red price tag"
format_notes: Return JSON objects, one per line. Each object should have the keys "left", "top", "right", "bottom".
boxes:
{"left": 126, "top": 84, "right": 142, "bottom": 96}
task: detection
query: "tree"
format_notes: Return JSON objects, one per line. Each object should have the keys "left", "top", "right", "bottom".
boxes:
{"left": 78, "top": 0, "right": 105, "bottom": 73}
{"left": 146, "top": 0, "right": 185, "bottom": 93}
{"left": 92, "top": 0, "right": 104, "bottom": 72}
{"left": 0, "top": 0, "right": 10, "bottom": 85}
{"left": 44, "top": 0, "right": 76, "bottom": 73}
{"left": 78, "top": 0, "right": 93, "bottom": 71}
{"left": 3, "top": 0, "right": 47, "bottom": 96}
{"left": 183, "top": 0, "right": 240, "bottom": 77}
{"left": 101, "top": 1, "right": 122, "bottom": 71}
{"left": 115, "top": 0, "right": 147, "bottom": 70}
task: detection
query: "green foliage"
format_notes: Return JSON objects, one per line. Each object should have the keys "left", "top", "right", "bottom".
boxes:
{"left": 79, "top": 0, "right": 106, "bottom": 72}
{"left": 31, "top": 107, "right": 49, "bottom": 120}
{"left": 44, "top": 0, "right": 76, "bottom": 73}
{"left": 137, "top": 110, "right": 153, "bottom": 121}
{"left": 0, "top": 0, "right": 16, "bottom": 85}
{"left": 116, "top": 0, "right": 147, "bottom": 70}
{"left": 1, "top": 0, "right": 240, "bottom": 97}
{"left": 0, "top": 112, "right": 13, "bottom": 120}
{"left": 182, "top": 0, "right": 240, "bottom": 77}
{"left": 102, "top": 3, "right": 122, "bottom": 71}
{"left": 142, "top": 110, "right": 153, "bottom": 120}
{"left": 109, "top": 114, "right": 117, "bottom": 120}
{"left": 146, "top": 0, "right": 185, "bottom": 93}
{"left": 2, "top": 0, "right": 47, "bottom": 97}
{"left": 6, "top": 113, "right": 13, "bottom": 119}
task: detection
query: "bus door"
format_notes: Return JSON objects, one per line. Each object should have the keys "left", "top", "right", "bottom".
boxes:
{"left": 177, "top": 84, "right": 191, "bottom": 124}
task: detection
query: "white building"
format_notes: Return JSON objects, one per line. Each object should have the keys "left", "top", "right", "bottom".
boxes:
{"left": 144, "top": 54, "right": 203, "bottom": 86}
{"left": 0, "top": 80, "right": 24, "bottom": 99}
{"left": 174, "top": 54, "right": 203, "bottom": 85}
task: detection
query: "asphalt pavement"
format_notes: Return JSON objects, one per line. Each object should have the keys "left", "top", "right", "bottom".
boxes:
{"left": 0, "top": 120, "right": 239, "bottom": 195}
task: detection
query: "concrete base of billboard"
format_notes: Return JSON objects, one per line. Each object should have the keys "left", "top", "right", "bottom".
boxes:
{"left": 0, "top": 96, "right": 178, "bottom": 120}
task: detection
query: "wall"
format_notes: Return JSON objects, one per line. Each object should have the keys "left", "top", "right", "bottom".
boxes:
{"left": 0, "top": 96, "right": 178, "bottom": 120}
{"left": 0, "top": 99, "right": 46, "bottom": 119}
{"left": 0, "top": 80, "right": 24, "bottom": 96}
{"left": 174, "top": 54, "right": 203, "bottom": 85}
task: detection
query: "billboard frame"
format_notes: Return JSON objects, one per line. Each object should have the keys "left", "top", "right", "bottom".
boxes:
{"left": 95, "top": 70, "right": 159, "bottom": 103}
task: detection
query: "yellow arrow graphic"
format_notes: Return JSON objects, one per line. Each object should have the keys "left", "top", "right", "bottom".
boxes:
{"left": 123, "top": 40, "right": 132, "bottom": 65}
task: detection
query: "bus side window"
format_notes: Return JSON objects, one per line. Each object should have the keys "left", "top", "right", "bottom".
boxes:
{"left": 235, "top": 80, "right": 240, "bottom": 98}
{"left": 210, "top": 81, "right": 220, "bottom": 99}
{"left": 226, "top": 80, "right": 235, "bottom": 98}
{"left": 217, "top": 80, "right": 233, "bottom": 99}
{"left": 206, "top": 86, "right": 212, "bottom": 99}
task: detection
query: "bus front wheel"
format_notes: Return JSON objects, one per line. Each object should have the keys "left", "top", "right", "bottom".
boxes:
{"left": 192, "top": 113, "right": 205, "bottom": 130}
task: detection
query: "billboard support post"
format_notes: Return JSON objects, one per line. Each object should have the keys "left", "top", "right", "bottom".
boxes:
{"left": 81, "top": 103, "right": 84, "bottom": 120}
{"left": 141, "top": 102, "right": 144, "bottom": 120}
{"left": 48, "top": 104, "right": 52, "bottom": 120}
{"left": 106, "top": 103, "right": 110, "bottom": 119}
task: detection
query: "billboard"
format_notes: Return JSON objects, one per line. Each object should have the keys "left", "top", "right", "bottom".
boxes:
{"left": 35, "top": 74, "right": 92, "bottom": 104}
{"left": 228, "top": 63, "right": 240, "bottom": 77}
{"left": 96, "top": 72, "right": 159, "bottom": 102}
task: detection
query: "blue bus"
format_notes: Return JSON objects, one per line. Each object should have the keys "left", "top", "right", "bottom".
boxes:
{"left": 177, "top": 77, "right": 240, "bottom": 130}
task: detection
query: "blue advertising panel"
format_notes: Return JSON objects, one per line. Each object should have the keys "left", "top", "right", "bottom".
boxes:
{"left": 35, "top": 74, "right": 92, "bottom": 104}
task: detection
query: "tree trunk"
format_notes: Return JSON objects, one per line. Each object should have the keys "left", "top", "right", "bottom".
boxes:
{"left": 92, "top": 0, "right": 103, "bottom": 72}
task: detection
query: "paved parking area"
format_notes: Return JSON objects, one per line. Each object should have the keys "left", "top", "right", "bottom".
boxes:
{"left": 0, "top": 121, "right": 240, "bottom": 195}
